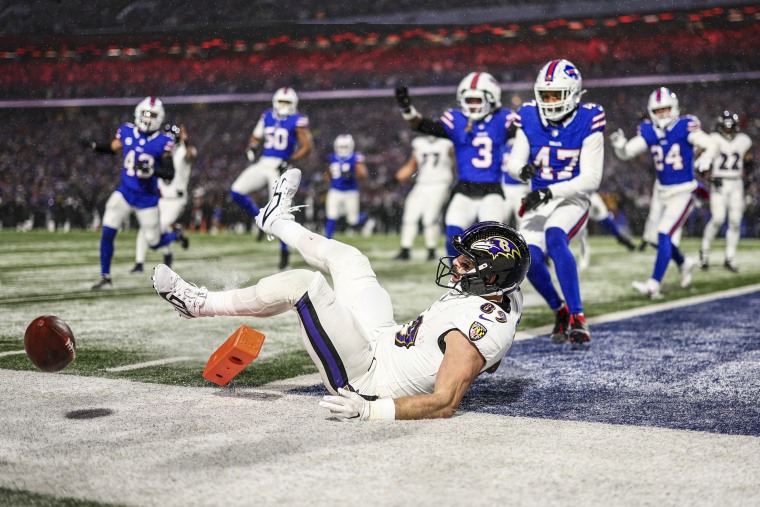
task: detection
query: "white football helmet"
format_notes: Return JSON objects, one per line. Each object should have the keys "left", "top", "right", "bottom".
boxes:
{"left": 333, "top": 134, "right": 355, "bottom": 158}
{"left": 272, "top": 87, "right": 298, "bottom": 117}
{"left": 457, "top": 72, "right": 502, "bottom": 121}
{"left": 647, "top": 87, "right": 680, "bottom": 129}
{"left": 534, "top": 59, "right": 583, "bottom": 122}
{"left": 134, "top": 96, "right": 165, "bottom": 134}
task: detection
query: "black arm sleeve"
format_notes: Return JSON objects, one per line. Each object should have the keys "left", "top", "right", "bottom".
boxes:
{"left": 93, "top": 142, "right": 116, "bottom": 155}
{"left": 153, "top": 152, "right": 175, "bottom": 180}
{"left": 414, "top": 118, "right": 448, "bottom": 138}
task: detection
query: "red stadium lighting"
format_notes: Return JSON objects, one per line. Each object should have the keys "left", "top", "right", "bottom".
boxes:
{"left": 603, "top": 19, "right": 618, "bottom": 27}
{"left": 659, "top": 12, "right": 675, "bottom": 21}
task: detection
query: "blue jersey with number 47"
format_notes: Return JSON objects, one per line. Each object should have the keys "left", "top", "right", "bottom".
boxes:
{"left": 259, "top": 110, "right": 309, "bottom": 160}
{"left": 515, "top": 101, "right": 606, "bottom": 191}
{"left": 637, "top": 116, "right": 699, "bottom": 186}
{"left": 439, "top": 108, "right": 513, "bottom": 184}
{"left": 115, "top": 123, "right": 174, "bottom": 209}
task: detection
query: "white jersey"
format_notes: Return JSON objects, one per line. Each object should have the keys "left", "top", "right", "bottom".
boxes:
{"left": 709, "top": 132, "right": 752, "bottom": 179}
{"left": 411, "top": 136, "right": 454, "bottom": 186}
{"left": 158, "top": 142, "right": 193, "bottom": 200}
{"left": 371, "top": 289, "right": 523, "bottom": 398}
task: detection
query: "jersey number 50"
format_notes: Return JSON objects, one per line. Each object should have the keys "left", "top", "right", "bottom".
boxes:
{"left": 264, "top": 127, "right": 289, "bottom": 151}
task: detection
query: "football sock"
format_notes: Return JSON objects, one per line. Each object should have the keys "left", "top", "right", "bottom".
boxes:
{"left": 527, "top": 244, "right": 564, "bottom": 310}
{"left": 546, "top": 227, "right": 583, "bottom": 314}
{"left": 652, "top": 233, "right": 672, "bottom": 282}
{"left": 671, "top": 243, "right": 684, "bottom": 265}
{"left": 598, "top": 215, "right": 624, "bottom": 238}
{"left": 230, "top": 190, "right": 260, "bottom": 218}
{"left": 325, "top": 218, "right": 337, "bottom": 239}
{"left": 100, "top": 226, "right": 117, "bottom": 275}
{"left": 152, "top": 230, "right": 178, "bottom": 249}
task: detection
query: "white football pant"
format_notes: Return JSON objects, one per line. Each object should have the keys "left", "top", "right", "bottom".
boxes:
{"left": 400, "top": 182, "right": 449, "bottom": 249}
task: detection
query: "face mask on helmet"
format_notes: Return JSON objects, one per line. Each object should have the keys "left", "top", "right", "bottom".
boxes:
{"left": 647, "top": 87, "right": 680, "bottom": 129}
{"left": 457, "top": 72, "right": 502, "bottom": 121}
{"left": 435, "top": 221, "right": 530, "bottom": 297}
{"left": 534, "top": 59, "right": 583, "bottom": 123}
{"left": 272, "top": 87, "right": 298, "bottom": 117}
{"left": 716, "top": 110, "right": 739, "bottom": 139}
{"left": 134, "top": 97, "right": 165, "bottom": 134}
{"left": 333, "top": 134, "right": 355, "bottom": 158}
{"left": 163, "top": 124, "right": 180, "bottom": 141}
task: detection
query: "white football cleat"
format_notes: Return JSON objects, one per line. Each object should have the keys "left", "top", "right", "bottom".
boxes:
{"left": 255, "top": 168, "right": 302, "bottom": 240}
{"left": 152, "top": 264, "right": 208, "bottom": 319}
{"left": 632, "top": 278, "right": 663, "bottom": 300}
{"left": 679, "top": 256, "right": 697, "bottom": 288}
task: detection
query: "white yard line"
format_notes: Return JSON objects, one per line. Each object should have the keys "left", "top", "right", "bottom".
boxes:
{"left": 515, "top": 283, "right": 760, "bottom": 341}
{"left": 104, "top": 356, "right": 195, "bottom": 372}
{"left": 0, "top": 349, "right": 26, "bottom": 357}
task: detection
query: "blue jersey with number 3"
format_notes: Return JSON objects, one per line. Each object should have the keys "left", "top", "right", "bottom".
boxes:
{"left": 260, "top": 110, "right": 309, "bottom": 160}
{"left": 515, "top": 102, "right": 606, "bottom": 191}
{"left": 328, "top": 152, "right": 364, "bottom": 191}
{"left": 439, "top": 108, "right": 513, "bottom": 184}
{"left": 115, "top": 123, "right": 174, "bottom": 208}
{"left": 638, "top": 117, "right": 699, "bottom": 186}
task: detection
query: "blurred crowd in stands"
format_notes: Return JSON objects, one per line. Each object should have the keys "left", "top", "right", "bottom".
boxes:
{"left": 1, "top": 80, "right": 758, "bottom": 238}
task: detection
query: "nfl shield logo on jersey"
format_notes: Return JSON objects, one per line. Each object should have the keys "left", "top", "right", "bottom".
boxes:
{"left": 469, "top": 321, "right": 487, "bottom": 341}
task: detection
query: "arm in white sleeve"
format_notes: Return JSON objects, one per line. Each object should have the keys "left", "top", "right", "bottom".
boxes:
{"left": 688, "top": 129, "right": 719, "bottom": 161}
{"left": 252, "top": 117, "right": 265, "bottom": 140}
{"left": 549, "top": 131, "right": 604, "bottom": 199}
{"left": 505, "top": 128, "right": 531, "bottom": 181}
{"left": 614, "top": 135, "right": 648, "bottom": 160}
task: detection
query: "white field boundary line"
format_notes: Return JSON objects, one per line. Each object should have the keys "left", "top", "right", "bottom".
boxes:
{"left": 515, "top": 283, "right": 760, "bottom": 341}
{"left": 0, "top": 350, "right": 26, "bottom": 357}
{"left": 105, "top": 356, "right": 195, "bottom": 372}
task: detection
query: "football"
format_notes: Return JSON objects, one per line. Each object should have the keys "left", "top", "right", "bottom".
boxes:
{"left": 24, "top": 315, "right": 77, "bottom": 372}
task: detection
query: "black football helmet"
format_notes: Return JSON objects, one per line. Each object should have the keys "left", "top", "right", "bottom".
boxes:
{"left": 435, "top": 221, "right": 530, "bottom": 297}
{"left": 716, "top": 110, "right": 739, "bottom": 139}
{"left": 164, "top": 123, "right": 181, "bottom": 140}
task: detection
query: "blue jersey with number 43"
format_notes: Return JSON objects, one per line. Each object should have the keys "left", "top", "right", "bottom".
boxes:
{"left": 637, "top": 116, "right": 699, "bottom": 186}
{"left": 439, "top": 108, "right": 513, "bottom": 184}
{"left": 515, "top": 101, "right": 606, "bottom": 191}
{"left": 328, "top": 152, "right": 364, "bottom": 191}
{"left": 115, "top": 123, "right": 174, "bottom": 209}
{"left": 259, "top": 110, "right": 309, "bottom": 160}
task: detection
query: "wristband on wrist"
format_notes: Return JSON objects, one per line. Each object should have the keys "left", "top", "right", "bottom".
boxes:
{"left": 401, "top": 106, "right": 421, "bottom": 121}
{"left": 368, "top": 398, "right": 396, "bottom": 420}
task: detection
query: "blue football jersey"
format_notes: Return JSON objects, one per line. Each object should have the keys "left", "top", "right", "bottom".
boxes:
{"left": 260, "top": 109, "right": 309, "bottom": 160}
{"left": 328, "top": 152, "right": 364, "bottom": 191}
{"left": 115, "top": 123, "right": 175, "bottom": 208}
{"left": 439, "top": 108, "right": 513, "bottom": 184}
{"left": 638, "top": 116, "right": 700, "bottom": 186}
{"left": 514, "top": 102, "right": 606, "bottom": 191}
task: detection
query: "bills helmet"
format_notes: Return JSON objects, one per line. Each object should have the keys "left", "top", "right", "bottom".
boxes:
{"left": 134, "top": 97, "right": 165, "bottom": 134}
{"left": 272, "top": 87, "right": 298, "bottom": 117}
{"left": 647, "top": 87, "right": 680, "bottom": 129}
{"left": 333, "top": 134, "right": 355, "bottom": 158}
{"left": 457, "top": 72, "right": 502, "bottom": 121}
{"left": 436, "top": 221, "right": 530, "bottom": 297}
{"left": 716, "top": 110, "right": 739, "bottom": 139}
{"left": 534, "top": 59, "right": 583, "bottom": 122}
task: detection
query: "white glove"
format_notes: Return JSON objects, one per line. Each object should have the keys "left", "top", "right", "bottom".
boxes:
{"left": 319, "top": 388, "right": 370, "bottom": 421}
{"left": 245, "top": 146, "right": 256, "bottom": 162}
{"left": 694, "top": 155, "right": 713, "bottom": 173}
{"left": 610, "top": 128, "right": 628, "bottom": 150}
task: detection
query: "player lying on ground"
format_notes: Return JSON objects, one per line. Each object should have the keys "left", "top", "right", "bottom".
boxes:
{"left": 153, "top": 168, "right": 530, "bottom": 421}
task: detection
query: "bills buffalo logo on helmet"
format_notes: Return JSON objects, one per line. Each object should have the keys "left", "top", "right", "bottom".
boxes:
{"left": 564, "top": 66, "right": 579, "bottom": 79}
{"left": 469, "top": 321, "right": 487, "bottom": 341}
{"left": 471, "top": 237, "right": 523, "bottom": 260}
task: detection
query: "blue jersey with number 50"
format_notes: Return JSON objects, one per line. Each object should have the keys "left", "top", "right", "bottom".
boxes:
{"left": 115, "top": 123, "right": 174, "bottom": 208}
{"left": 638, "top": 116, "right": 699, "bottom": 186}
{"left": 260, "top": 110, "right": 309, "bottom": 160}
{"left": 439, "top": 108, "right": 513, "bottom": 184}
{"left": 515, "top": 102, "right": 606, "bottom": 191}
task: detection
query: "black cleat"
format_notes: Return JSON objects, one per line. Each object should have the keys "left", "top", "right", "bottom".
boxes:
{"left": 617, "top": 235, "right": 636, "bottom": 251}
{"left": 173, "top": 224, "right": 189, "bottom": 249}
{"left": 394, "top": 248, "right": 410, "bottom": 261}
{"left": 550, "top": 302, "right": 570, "bottom": 343}
{"left": 638, "top": 240, "right": 648, "bottom": 252}
{"left": 700, "top": 249, "right": 709, "bottom": 271}
{"left": 568, "top": 313, "right": 590, "bottom": 349}
{"left": 279, "top": 249, "right": 290, "bottom": 270}
{"left": 91, "top": 275, "right": 113, "bottom": 291}
{"left": 427, "top": 248, "right": 437, "bottom": 261}
{"left": 724, "top": 259, "right": 739, "bottom": 273}
{"left": 130, "top": 263, "right": 144, "bottom": 274}
{"left": 163, "top": 252, "right": 173, "bottom": 268}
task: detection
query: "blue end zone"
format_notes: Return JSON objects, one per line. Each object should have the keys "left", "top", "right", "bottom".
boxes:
{"left": 290, "top": 291, "right": 760, "bottom": 436}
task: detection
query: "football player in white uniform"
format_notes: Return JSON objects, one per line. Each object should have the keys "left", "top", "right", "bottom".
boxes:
{"left": 700, "top": 111, "right": 754, "bottom": 272}
{"left": 394, "top": 135, "right": 455, "bottom": 261}
{"left": 610, "top": 87, "right": 718, "bottom": 299}
{"left": 131, "top": 124, "right": 195, "bottom": 273}
{"left": 324, "top": 134, "right": 368, "bottom": 239}
{"left": 506, "top": 59, "right": 604, "bottom": 346}
{"left": 153, "top": 168, "right": 530, "bottom": 420}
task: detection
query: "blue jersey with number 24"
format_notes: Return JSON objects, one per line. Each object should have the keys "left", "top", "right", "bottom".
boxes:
{"left": 638, "top": 116, "right": 699, "bottom": 186}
